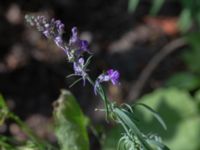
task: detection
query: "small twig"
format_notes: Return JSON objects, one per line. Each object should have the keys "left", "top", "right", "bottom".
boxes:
{"left": 128, "top": 37, "right": 187, "bottom": 101}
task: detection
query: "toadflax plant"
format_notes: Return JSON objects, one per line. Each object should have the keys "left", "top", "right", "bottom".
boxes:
{"left": 25, "top": 14, "right": 169, "bottom": 150}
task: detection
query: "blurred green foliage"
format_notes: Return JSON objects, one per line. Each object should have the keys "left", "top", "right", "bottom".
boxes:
{"left": 128, "top": 0, "right": 140, "bottom": 13}
{"left": 166, "top": 33, "right": 200, "bottom": 90}
{"left": 149, "top": 0, "right": 165, "bottom": 15}
{"left": 0, "top": 95, "right": 9, "bottom": 126}
{"left": 182, "top": 33, "right": 200, "bottom": 73}
{"left": 53, "top": 90, "right": 89, "bottom": 150}
{"left": 0, "top": 90, "right": 89, "bottom": 150}
{"left": 103, "top": 88, "right": 200, "bottom": 150}
{"left": 128, "top": 0, "right": 200, "bottom": 32}
{"left": 166, "top": 72, "right": 200, "bottom": 90}
{"left": 128, "top": 0, "right": 164, "bottom": 15}
{"left": 178, "top": 0, "right": 200, "bottom": 32}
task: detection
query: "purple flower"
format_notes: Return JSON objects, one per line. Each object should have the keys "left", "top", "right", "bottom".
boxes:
{"left": 107, "top": 69, "right": 120, "bottom": 85}
{"left": 55, "top": 20, "right": 64, "bottom": 35}
{"left": 94, "top": 69, "right": 120, "bottom": 95}
{"left": 54, "top": 36, "right": 63, "bottom": 48}
{"left": 70, "top": 27, "right": 78, "bottom": 44}
{"left": 80, "top": 40, "right": 89, "bottom": 52}
{"left": 69, "top": 27, "right": 89, "bottom": 58}
{"left": 73, "top": 58, "right": 84, "bottom": 75}
{"left": 73, "top": 57, "right": 87, "bottom": 85}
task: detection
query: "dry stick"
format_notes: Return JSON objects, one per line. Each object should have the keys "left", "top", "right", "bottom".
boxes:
{"left": 128, "top": 38, "right": 187, "bottom": 102}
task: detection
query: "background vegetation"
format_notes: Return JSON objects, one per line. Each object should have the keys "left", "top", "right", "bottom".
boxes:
{"left": 0, "top": 0, "right": 200, "bottom": 149}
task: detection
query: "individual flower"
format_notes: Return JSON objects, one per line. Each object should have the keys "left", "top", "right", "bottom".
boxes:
{"left": 68, "top": 27, "right": 89, "bottom": 59}
{"left": 73, "top": 57, "right": 87, "bottom": 85}
{"left": 107, "top": 69, "right": 120, "bottom": 85}
{"left": 94, "top": 69, "right": 120, "bottom": 95}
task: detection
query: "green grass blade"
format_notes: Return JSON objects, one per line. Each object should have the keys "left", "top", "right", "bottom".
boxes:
{"left": 150, "top": 0, "right": 164, "bottom": 15}
{"left": 134, "top": 103, "right": 167, "bottom": 130}
{"left": 128, "top": 0, "right": 140, "bottom": 13}
{"left": 114, "top": 107, "right": 154, "bottom": 150}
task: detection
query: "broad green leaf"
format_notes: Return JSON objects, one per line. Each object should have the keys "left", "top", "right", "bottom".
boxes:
{"left": 135, "top": 88, "right": 200, "bottom": 150}
{"left": 53, "top": 90, "right": 89, "bottom": 150}
{"left": 166, "top": 72, "right": 200, "bottom": 90}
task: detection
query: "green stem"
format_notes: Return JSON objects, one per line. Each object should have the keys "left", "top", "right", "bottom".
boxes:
{"left": 86, "top": 76, "right": 110, "bottom": 120}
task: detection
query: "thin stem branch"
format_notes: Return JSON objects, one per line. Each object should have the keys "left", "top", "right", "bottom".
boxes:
{"left": 86, "top": 75, "right": 110, "bottom": 120}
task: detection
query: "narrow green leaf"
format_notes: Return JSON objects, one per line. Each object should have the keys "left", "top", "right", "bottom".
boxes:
{"left": 84, "top": 55, "right": 93, "bottom": 69}
{"left": 69, "top": 78, "right": 82, "bottom": 88}
{"left": 128, "top": 0, "right": 140, "bottom": 13}
{"left": 114, "top": 107, "right": 154, "bottom": 150}
{"left": 147, "top": 139, "right": 170, "bottom": 150}
{"left": 134, "top": 103, "right": 167, "bottom": 130}
{"left": 150, "top": 0, "right": 164, "bottom": 15}
{"left": 17, "top": 141, "right": 38, "bottom": 150}
{"left": 66, "top": 74, "right": 76, "bottom": 79}
{"left": 178, "top": 8, "right": 192, "bottom": 32}
{"left": 53, "top": 90, "right": 89, "bottom": 150}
